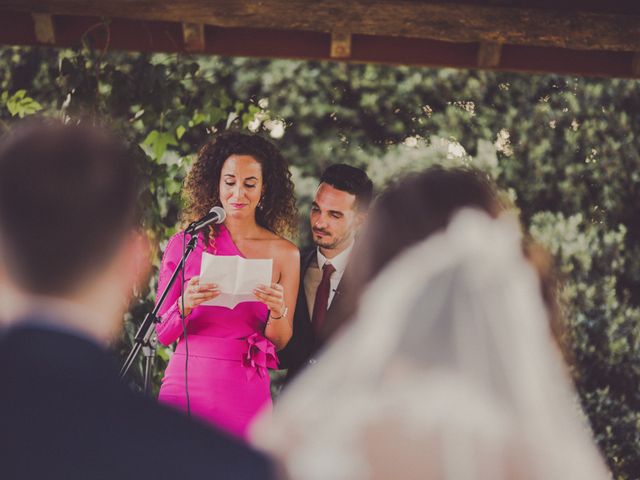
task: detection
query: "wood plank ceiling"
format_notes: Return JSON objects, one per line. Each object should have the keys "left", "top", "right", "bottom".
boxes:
{"left": 1, "top": 0, "right": 640, "bottom": 77}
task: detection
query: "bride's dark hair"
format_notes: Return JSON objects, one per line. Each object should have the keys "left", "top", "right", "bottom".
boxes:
{"left": 326, "top": 166, "right": 564, "bottom": 361}
{"left": 324, "top": 167, "right": 502, "bottom": 339}
{"left": 356, "top": 167, "right": 503, "bottom": 286}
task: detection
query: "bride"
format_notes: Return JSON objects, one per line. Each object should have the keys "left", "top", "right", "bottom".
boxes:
{"left": 251, "top": 208, "right": 609, "bottom": 480}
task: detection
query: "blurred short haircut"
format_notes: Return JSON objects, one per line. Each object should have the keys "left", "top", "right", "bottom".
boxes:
{"left": 0, "top": 118, "right": 140, "bottom": 295}
{"left": 319, "top": 164, "right": 373, "bottom": 211}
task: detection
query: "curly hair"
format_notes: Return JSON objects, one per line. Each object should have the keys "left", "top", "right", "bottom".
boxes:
{"left": 182, "top": 130, "right": 298, "bottom": 240}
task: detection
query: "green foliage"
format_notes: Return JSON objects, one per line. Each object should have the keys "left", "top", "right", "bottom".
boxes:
{"left": 142, "top": 129, "right": 179, "bottom": 162}
{"left": 0, "top": 45, "right": 280, "bottom": 393}
{"left": 2, "top": 45, "right": 640, "bottom": 479}
{"left": 1, "top": 89, "right": 43, "bottom": 117}
{"left": 531, "top": 212, "right": 640, "bottom": 475}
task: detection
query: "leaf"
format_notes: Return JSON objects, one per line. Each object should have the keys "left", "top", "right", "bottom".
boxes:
{"left": 176, "top": 125, "right": 186, "bottom": 140}
{"left": 166, "top": 178, "right": 181, "bottom": 195}
{"left": 142, "top": 130, "right": 178, "bottom": 161}
{"left": 5, "top": 90, "right": 43, "bottom": 118}
{"left": 209, "top": 107, "right": 226, "bottom": 125}
{"left": 142, "top": 130, "right": 159, "bottom": 146}
{"left": 241, "top": 112, "right": 253, "bottom": 129}
{"left": 156, "top": 345, "right": 172, "bottom": 362}
{"left": 190, "top": 111, "right": 208, "bottom": 127}
{"left": 218, "top": 92, "right": 232, "bottom": 110}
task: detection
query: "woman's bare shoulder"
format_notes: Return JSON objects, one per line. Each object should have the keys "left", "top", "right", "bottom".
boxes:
{"left": 259, "top": 229, "right": 299, "bottom": 260}
{"left": 273, "top": 238, "right": 300, "bottom": 277}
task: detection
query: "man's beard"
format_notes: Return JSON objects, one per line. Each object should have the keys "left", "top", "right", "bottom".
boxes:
{"left": 313, "top": 230, "right": 342, "bottom": 250}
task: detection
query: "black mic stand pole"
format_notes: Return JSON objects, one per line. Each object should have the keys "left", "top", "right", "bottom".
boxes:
{"left": 120, "top": 233, "right": 199, "bottom": 394}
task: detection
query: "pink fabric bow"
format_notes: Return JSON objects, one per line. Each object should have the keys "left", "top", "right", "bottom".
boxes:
{"left": 242, "top": 333, "right": 279, "bottom": 380}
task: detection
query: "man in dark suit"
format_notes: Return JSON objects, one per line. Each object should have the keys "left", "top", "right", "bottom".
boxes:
{"left": 0, "top": 120, "right": 273, "bottom": 479}
{"left": 278, "top": 164, "right": 373, "bottom": 382}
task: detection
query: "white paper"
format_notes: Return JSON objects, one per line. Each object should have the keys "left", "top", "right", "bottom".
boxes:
{"left": 199, "top": 253, "right": 273, "bottom": 309}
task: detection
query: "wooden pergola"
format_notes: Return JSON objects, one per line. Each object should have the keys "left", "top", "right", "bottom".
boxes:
{"left": 1, "top": 1, "right": 640, "bottom": 78}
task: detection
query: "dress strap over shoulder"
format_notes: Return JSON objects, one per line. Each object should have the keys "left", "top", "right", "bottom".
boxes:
{"left": 214, "top": 224, "right": 245, "bottom": 258}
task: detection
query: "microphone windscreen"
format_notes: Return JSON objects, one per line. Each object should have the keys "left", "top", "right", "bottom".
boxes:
{"left": 210, "top": 206, "right": 226, "bottom": 223}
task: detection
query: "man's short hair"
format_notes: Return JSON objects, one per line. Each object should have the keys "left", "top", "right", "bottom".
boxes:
{"left": 319, "top": 164, "right": 373, "bottom": 211}
{"left": 0, "top": 118, "right": 140, "bottom": 295}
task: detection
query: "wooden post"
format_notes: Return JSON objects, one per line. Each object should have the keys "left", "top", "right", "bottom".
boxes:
{"left": 32, "top": 13, "right": 56, "bottom": 45}
{"left": 331, "top": 31, "right": 351, "bottom": 59}
{"left": 182, "top": 22, "right": 205, "bottom": 52}
{"left": 478, "top": 42, "right": 502, "bottom": 68}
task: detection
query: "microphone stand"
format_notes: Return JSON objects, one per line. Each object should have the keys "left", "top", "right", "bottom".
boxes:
{"left": 119, "top": 233, "right": 199, "bottom": 394}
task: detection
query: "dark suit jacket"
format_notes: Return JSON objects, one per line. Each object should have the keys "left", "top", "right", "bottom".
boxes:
{"left": 0, "top": 320, "right": 273, "bottom": 480}
{"left": 278, "top": 247, "right": 354, "bottom": 382}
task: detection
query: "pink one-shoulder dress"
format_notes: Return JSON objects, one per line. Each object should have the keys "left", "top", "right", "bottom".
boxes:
{"left": 156, "top": 225, "right": 278, "bottom": 439}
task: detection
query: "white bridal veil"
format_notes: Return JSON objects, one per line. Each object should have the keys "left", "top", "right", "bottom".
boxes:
{"left": 253, "top": 209, "right": 608, "bottom": 480}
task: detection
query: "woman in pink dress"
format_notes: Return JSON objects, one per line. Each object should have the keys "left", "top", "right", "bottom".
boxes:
{"left": 155, "top": 131, "right": 299, "bottom": 439}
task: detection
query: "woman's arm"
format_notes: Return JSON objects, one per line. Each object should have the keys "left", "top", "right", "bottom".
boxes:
{"left": 155, "top": 233, "right": 195, "bottom": 345}
{"left": 255, "top": 241, "right": 300, "bottom": 350}
{"left": 155, "top": 234, "right": 218, "bottom": 345}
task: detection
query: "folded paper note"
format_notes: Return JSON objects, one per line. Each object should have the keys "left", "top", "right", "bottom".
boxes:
{"left": 199, "top": 253, "right": 273, "bottom": 309}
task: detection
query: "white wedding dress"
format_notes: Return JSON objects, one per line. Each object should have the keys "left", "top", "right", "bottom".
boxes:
{"left": 252, "top": 210, "right": 609, "bottom": 480}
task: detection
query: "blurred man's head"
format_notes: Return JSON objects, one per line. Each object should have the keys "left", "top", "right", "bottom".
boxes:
{"left": 310, "top": 164, "right": 373, "bottom": 258}
{"left": 353, "top": 166, "right": 503, "bottom": 287}
{"left": 0, "top": 119, "right": 145, "bottom": 337}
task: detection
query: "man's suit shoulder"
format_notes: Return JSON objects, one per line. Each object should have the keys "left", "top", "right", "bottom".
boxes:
{"left": 0, "top": 326, "right": 273, "bottom": 480}
{"left": 130, "top": 394, "right": 273, "bottom": 478}
{"left": 300, "top": 246, "right": 316, "bottom": 270}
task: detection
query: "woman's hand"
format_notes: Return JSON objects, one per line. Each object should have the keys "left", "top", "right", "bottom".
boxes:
{"left": 254, "top": 282, "right": 286, "bottom": 318}
{"left": 178, "top": 275, "right": 220, "bottom": 317}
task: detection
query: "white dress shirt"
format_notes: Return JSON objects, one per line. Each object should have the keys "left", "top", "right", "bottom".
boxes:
{"left": 304, "top": 241, "right": 354, "bottom": 319}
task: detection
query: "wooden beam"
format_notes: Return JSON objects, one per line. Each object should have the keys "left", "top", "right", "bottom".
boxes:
{"left": 478, "top": 42, "right": 502, "bottom": 68}
{"left": 31, "top": 12, "right": 55, "bottom": 44}
{"left": 0, "top": 13, "right": 637, "bottom": 79}
{"left": 3, "top": 1, "right": 640, "bottom": 52}
{"left": 182, "top": 22, "right": 204, "bottom": 52}
{"left": 331, "top": 32, "right": 351, "bottom": 59}
{"left": 632, "top": 53, "right": 640, "bottom": 77}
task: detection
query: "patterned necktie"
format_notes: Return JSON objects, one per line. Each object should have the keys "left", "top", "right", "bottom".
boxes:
{"left": 312, "top": 262, "right": 336, "bottom": 336}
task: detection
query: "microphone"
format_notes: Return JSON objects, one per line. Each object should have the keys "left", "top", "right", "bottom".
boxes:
{"left": 185, "top": 206, "right": 226, "bottom": 234}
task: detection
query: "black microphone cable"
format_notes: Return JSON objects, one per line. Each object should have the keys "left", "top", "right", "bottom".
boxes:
{"left": 180, "top": 231, "right": 191, "bottom": 418}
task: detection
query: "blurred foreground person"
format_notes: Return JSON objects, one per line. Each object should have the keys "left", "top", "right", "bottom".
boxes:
{"left": 0, "top": 120, "right": 273, "bottom": 480}
{"left": 252, "top": 169, "right": 608, "bottom": 480}
{"left": 323, "top": 167, "right": 566, "bottom": 354}
{"left": 325, "top": 167, "right": 503, "bottom": 336}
